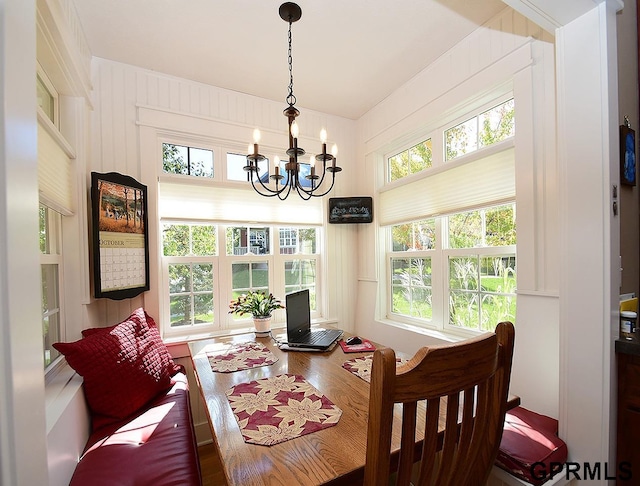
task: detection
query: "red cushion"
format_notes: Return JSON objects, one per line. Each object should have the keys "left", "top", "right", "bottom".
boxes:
{"left": 495, "top": 406, "right": 568, "bottom": 485}
{"left": 53, "top": 308, "right": 180, "bottom": 428}
{"left": 69, "top": 373, "right": 202, "bottom": 486}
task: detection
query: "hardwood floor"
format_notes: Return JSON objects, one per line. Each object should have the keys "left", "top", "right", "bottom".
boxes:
{"left": 199, "top": 442, "right": 228, "bottom": 486}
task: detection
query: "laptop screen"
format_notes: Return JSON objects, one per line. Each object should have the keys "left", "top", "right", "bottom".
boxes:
{"left": 286, "top": 289, "right": 311, "bottom": 339}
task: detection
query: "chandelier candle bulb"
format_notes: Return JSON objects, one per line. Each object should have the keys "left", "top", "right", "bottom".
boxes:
{"left": 252, "top": 129, "right": 261, "bottom": 156}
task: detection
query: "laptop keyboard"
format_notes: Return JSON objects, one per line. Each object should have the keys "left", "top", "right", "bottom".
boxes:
{"left": 307, "top": 332, "right": 325, "bottom": 345}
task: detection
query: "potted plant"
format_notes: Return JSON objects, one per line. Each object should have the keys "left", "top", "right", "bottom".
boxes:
{"left": 229, "top": 290, "right": 284, "bottom": 336}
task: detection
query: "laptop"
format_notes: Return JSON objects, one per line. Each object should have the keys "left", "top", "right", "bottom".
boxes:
{"left": 285, "top": 289, "right": 342, "bottom": 350}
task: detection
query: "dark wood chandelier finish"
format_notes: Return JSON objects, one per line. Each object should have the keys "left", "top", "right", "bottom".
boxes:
{"left": 244, "top": 2, "right": 341, "bottom": 200}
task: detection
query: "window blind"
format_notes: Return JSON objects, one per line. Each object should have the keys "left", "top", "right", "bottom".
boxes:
{"left": 37, "top": 123, "right": 75, "bottom": 216}
{"left": 158, "top": 181, "right": 323, "bottom": 225}
{"left": 378, "top": 146, "right": 515, "bottom": 226}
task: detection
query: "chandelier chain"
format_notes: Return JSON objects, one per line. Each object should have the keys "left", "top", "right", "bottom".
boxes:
{"left": 286, "top": 20, "right": 296, "bottom": 107}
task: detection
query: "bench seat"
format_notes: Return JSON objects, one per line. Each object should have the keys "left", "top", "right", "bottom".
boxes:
{"left": 495, "top": 406, "right": 568, "bottom": 485}
{"left": 69, "top": 372, "right": 201, "bottom": 486}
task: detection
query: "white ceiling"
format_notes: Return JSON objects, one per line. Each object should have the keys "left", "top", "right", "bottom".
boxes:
{"left": 72, "top": 0, "right": 507, "bottom": 120}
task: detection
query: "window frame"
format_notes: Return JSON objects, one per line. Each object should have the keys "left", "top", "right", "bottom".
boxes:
{"left": 160, "top": 138, "right": 221, "bottom": 183}
{"left": 36, "top": 64, "right": 58, "bottom": 128}
{"left": 40, "top": 204, "right": 66, "bottom": 372}
{"left": 385, "top": 205, "right": 516, "bottom": 335}
{"left": 380, "top": 94, "right": 516, "bottom": 337}
{"left": 444, "top": 98, "right": 515, "bottom": 162}
{"left": 160, "top": 222, "right": 322, "bottom": 338}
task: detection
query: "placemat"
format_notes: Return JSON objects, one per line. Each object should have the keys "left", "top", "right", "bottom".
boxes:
{"left": 207, "top": 342, "right": 278, "bottom": 373}
{"left": 342, "top": 355, "right": 407, "bottom": 383}
{"left": 225, "top": 374, "right": 342, "bottom": 446}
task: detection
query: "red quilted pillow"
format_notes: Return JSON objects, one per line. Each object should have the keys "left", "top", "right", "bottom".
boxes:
{"left": 54, "top": 308, "right": 180, "bottom": 427}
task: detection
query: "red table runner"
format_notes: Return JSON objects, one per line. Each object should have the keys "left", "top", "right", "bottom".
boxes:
{"left": 225, "top": 374, "right": 342, "bottom": 446}
{"left": 207, "top": 342, "right": 278, "bottom": 373}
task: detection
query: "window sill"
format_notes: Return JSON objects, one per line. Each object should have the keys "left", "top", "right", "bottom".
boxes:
{"left": 376, "top": 318, "right": 484, "bottom": 344}
{"left": 163, "top": 317, "right": 337, "bottom": 346}
{"left": 163, "top": 325, "right": 282, "bottom": 346}
{"left": 45, "top": 361, "right": 84, "bottom": 434}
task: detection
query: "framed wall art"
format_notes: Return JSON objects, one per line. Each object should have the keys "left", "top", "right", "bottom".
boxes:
{"left": 620, "top": 118, "right": 636, "bottom": 186}
{"left": 91, "top": 172, "right": 150, "bottom": 300}
{"left": 328, "top": 196, "right": 373, "bottom": 224}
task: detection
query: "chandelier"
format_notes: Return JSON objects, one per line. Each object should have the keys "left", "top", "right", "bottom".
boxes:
{"left": 244, "top": 2, "right": 341, "bottom": 200}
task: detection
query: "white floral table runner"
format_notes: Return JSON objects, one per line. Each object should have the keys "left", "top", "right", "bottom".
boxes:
{"left": 225, "top": 374, "right": 342, "bottom": 446}
{"left": 342, "top": 355, "right": 407, "bottom": 383}
{"left": 207, "top": 342, "right": 278, "bottom": 373}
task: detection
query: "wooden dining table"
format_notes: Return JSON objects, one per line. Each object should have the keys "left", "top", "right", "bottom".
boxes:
{"left": 188, "top": 332, "right": 519, "bottom": 486}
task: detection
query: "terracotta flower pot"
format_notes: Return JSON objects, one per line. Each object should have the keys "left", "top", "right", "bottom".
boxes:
{"left": 253, "top": 316, "right": 272, "bottom": 337}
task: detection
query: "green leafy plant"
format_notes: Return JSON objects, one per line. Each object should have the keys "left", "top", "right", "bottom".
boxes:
{"left": 228, "top": 291, "right": 284, "bottom": 318}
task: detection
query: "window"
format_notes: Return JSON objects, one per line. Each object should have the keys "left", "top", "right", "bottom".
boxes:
{"left": 40, "top": 205, "right": 63, "bottom": 368}
{"left": 162, "top": 223, "right": 216, "bottom": 330}
{"left": 227, "top": 152, "right": 269, "bottom": 182}
{"left": 388, "top": 204, "right": 516, "bottom": 332}
{"left": 388, "top": 138, "right": 432, "bottom": 182}
{"left": 445, "top": 99, "right": 514, "bottom": 161}
{"left": 160, "top": 223, "right": 321, "bottom": 335}
{"left": 381, "top": 96, "right": 516, "bottom": 334}
{"left": 281, "top": 227, "right": 318, "bottom": 309}
{"left": 227, "top": 226, "right": 270, "bottom": 255}
{"left": 163, "top": 143, "right": 214, "bottom": 178}
{"left": 37, "top": 72, "right": 57, "bottom": 125}
{"left": 446, "top": 204, "right": 516, "bottom": 330}
{"left": 391, "top": 257, "right": 432, "bottom": 319}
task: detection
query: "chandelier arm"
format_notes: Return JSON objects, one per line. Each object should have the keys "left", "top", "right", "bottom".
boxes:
{"left": 297, "top": 171, "right": 337, "bottom": 198}
{"left": 297, "top": 162, "right": 330, "bottom": 195}
{"left": 294, "top": 183, "right": 314, "bottom": 201}
{"left": 249, "top": 173, "right": 289, "bottom": 197}
{"left": 307, "top": 164, "right": 328, "bottom": 188}
{"left": 277, "top": 182, "right": 295, "bottom": 201}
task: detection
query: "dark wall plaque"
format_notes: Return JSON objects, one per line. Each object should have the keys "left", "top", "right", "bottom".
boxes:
{"left": 328, "top": 197, "right": 373, "bottom": 224}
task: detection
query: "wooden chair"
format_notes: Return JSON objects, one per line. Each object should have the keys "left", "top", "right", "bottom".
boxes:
{"left": 363, "top": 321, "right": 515, "bottom": 486}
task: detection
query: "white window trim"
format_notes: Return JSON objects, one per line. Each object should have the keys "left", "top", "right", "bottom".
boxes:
{"left": 378, "top": 91, "right": 517, "bottom": 337}
{"left": 383, "top": 212, "right": 516, "bottom": 336}
{"left": 160, "top": 222, "right": 322, "bottom": 339}
{"left": 37, "top": 63, "right": 59, "bottom": 128}
{"left": 41, "top": 206, "right": 67, "bottom": 376}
